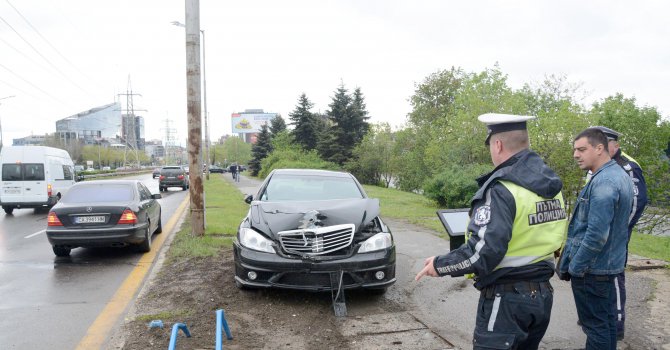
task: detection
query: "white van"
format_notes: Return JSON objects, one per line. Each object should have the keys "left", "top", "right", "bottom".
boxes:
{"left": 0, "top": 146, "right": 76, "bottom": 214}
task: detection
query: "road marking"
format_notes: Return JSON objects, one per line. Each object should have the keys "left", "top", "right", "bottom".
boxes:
{"left": 75, "top": 195, "right": 190, "bottom": 350}
{"left": 25, "top": 229, "right": 46, "bottom": 239}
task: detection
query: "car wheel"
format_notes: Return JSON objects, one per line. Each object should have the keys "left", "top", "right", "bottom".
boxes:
{"left": 52, "top": 246, "right": 71, "bottom": 257}
{"left": 137, "top": 227, "right": 151, "bottom": 253}
{"left": 155, "top": 213, "right": 163, "bottom": 234}
{"left": 3, "top": 206, "right": 14, "bottom": 214}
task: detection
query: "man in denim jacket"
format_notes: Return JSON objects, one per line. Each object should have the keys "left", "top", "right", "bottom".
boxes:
{"left": 558, "top": 128, "right": 633, "bottom": 350}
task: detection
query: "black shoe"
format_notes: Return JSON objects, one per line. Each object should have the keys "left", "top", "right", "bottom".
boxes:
{"left": 617, "top": 332, "right": 624, "bottom": 341}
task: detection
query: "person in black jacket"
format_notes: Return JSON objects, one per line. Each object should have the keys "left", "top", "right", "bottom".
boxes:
{"left": 416, "top": 114, "right": 567, "bottom": 349}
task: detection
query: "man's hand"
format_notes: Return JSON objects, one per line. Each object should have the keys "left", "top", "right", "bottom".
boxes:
{"left": 415, "top": 256, "right": 439, "bottom": 281}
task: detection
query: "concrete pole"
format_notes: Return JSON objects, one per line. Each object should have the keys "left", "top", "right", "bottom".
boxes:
{"left": 185, "top": 0, "right": 205, "bottom": 235}
{"left": 201, "top": 29, "right": 210, "bottom": 180}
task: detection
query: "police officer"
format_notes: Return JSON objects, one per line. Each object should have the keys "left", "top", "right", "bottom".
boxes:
{"left": 592, "top": 126, "right": 648, "bottom": 340}
{"left": 416, "top": 113, "right": 567, "bottom": 349}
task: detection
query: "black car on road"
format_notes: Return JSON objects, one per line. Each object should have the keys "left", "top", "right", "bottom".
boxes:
{"left": 209, "top": 165, "right": 226, "bottom": 173}
{"left": 46, "top": 180, "right": 162, "bottom": 257}
{"left": 233, "top": 169, "right": 395, "bottom": 292}
{"left": 159, "top": 166, "right": 189, "bottom": 191}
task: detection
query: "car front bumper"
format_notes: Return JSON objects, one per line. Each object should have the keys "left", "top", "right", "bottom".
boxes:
{"left": 233, "top": 241, "right": 396, "bottom": 291}
{"left": 46, "top": 223, "right": 149, "bottom": 248}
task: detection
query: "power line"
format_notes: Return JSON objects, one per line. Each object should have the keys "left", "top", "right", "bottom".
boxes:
{"left": 5, "top": 0, "right": 96, "bottom": 86}
{"left": 0, "top": 62, "right": 65, "bottom": 103}
{"left": 0, "top": 14, "right": 90, "bottom": 96}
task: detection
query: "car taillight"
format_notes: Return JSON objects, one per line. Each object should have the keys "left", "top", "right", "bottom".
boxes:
{"left": 47, "top": 212, "right": 63, "bottom": 226}
{"left": 47, "top": 184, "right": 52, "bottom": 197}
{"left": 159, "top": 175, "right": 165, "bottom": 180}
{"left": 118, "top": 209, "right": 138, "bottom": 224}
{"left": 178, "top": 175, "right": 184, "bottom": 180}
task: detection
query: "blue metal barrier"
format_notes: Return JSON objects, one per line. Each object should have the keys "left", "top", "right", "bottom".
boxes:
{"left": 215, "top": 309, "right": 233, "bottom": 350}
{"left": 168, "top": 323, "right": 191, "bottom": 350}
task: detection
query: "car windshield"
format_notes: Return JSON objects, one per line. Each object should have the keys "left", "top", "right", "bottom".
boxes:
{"left": 63, "top": 184, "right": 134, "bottom": 203}
{"left": 261, "top": 174, "right": 363, "bottom": 201}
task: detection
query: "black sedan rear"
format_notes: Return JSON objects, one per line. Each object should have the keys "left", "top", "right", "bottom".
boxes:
{"left": 46, "top": 180, "right": 162, "bottom": 257}
{"left": 234, "top": 169, "right": 396, "bottom": 292}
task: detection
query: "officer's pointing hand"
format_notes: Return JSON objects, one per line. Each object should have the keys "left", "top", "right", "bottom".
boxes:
{"left": 415, "top": 256, "right": 438, "bottom": 281}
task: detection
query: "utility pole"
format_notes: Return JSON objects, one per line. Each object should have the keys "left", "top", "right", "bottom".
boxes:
{"left": 117, "top": 76, "right": 146, "bottom": 169}
{"left": 184, "top": 0, "right": 205, "bottom": 235}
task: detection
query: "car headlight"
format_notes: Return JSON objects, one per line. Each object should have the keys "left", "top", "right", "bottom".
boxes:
{"left": 239, "top": 228, "right": 276, "bottom": 254}
{"left": 358, "top": 232, "right": 393, "bottom": 253}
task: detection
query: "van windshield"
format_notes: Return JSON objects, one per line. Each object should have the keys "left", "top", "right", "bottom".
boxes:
{"left": 2, "top": 164, "right": 45, "bottom": 181}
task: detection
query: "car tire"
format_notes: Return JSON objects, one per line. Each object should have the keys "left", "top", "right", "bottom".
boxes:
{"left": 155, "top": 213, "right": 163, "bottom": 234}
{"left": 137, "top": 227, "right": 151, "bottom": 253}
{"left": 3, "top": 206, "right": 14, "bottom": 214}
{"left": 52, "top": 246, "right": 71, "bottom": 257}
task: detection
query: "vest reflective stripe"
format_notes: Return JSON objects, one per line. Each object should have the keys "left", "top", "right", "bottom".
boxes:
{"left": 621, "top": 151, "right": 641, "bottom": 168}
{"left": 496, "top": 181, "right": 567, "bottom": 270}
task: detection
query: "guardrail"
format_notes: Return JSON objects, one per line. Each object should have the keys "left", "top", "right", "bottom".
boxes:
{"left": 77, "top": 169, "right": 152, "bottom": 181}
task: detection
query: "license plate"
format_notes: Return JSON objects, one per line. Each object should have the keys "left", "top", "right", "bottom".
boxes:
{"left": 4, "top": 188, "right": 20, "bottom": 194}
{"left": 75, "top": 216, "right": 105, "bottom": 224}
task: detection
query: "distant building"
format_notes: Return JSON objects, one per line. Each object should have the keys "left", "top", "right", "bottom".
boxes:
{"left": 12, "top": 134, "right": 47, "bottom": 146}
{"left": 121, "top": 114, "right": 145, "bottom": 150}
{"left": 144, "top": 139, "right": 165, "bottom": 161}
{"left": 55, "top": 102, "right": 121, "bottom": 145}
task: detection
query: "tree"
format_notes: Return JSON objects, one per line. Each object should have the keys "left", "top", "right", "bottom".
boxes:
{"left": 346, "top": 123, "right": 395, "bottom": 187}
{"left": 218, "top": 136, "right": 252, "bottom": 167}
{"left": 318, "top": 83, "right": 370, "bottom": 166}
{"left": 289, "top": 93, "right": 320, "bottom": 151}
{"left": 248, "top": 123, "right": 273, "bottom": 176}
{"left": 270, "top": 114, "right": 287, "bottom": 136}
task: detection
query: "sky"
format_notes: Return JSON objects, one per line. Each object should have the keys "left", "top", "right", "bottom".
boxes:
{"left": 1, "top": 0, "right": 668, "bottom": 146}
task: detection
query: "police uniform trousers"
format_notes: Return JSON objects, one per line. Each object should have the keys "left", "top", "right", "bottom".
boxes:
{"left": 473, "top": 281, "right": 553, "bottom": 350}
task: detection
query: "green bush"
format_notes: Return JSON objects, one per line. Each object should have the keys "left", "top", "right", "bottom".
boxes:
{"left": 423, "top": 163, "right": 491, "bottom": 207}
{"left": 258, "top": 147, "right": 339, "bottom": 178}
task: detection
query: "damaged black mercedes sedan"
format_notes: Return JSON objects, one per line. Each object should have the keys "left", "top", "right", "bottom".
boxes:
{"left": 233, "top": 169, "right": 395, "bottom": 292}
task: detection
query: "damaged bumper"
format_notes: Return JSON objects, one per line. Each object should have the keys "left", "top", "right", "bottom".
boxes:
{"left": 233, "top": 241, "right": 396, "bottom": 291}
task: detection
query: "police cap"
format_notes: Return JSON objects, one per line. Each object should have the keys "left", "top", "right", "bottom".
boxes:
{"left": 591, "top": 126, "right": 621, "bottom": 141}
{"left": 478, "top": 113, "right": 536, "bottom": 146}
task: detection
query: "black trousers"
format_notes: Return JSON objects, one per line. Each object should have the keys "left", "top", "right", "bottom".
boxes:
{"left": 473, "top": 281, "right": 553, "bottom": 350}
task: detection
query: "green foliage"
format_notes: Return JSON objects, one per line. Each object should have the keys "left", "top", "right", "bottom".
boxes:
{"left": 345, "top": 123, "right": 394, "bottom": 187}
{"left": 249, "top": 123, "right": 273, "bottom": 176}
{"left": 269, "top": 114, "right": 287, "bottom": 135}
{"left": 589, "top": 94, "right": 670, "bottom": 208}
{"left": 289, "top": 93, "right": 320, "bottom": 151}
{"left": 212, "top": 136, "right": 252, "bottom": 167}
{"left": 390, "top": 128, "right": 430, "bottom": 192}
{"left": 423, "top": 163, "right": 491, "bottom": 207}
{"left": 258, "top": 137, "right": 339, "bottom": 178}
{"left": 318, "top": 83, "right": 370, "bottom": 166}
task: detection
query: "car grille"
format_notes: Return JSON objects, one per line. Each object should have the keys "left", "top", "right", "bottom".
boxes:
{"left": 278, "top": 224, "right": 355, "bottom": 256}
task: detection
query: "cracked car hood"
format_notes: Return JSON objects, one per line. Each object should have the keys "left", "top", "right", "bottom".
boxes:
{"left": 249, "top": 198, "right": 380, "bottom": 239}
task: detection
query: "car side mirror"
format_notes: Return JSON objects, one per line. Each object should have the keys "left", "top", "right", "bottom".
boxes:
{"left": 244, "top": 194, "right": 253, "bottom": 204}
{"left": 152, "top": 194, "right": 162, "bottom": 199}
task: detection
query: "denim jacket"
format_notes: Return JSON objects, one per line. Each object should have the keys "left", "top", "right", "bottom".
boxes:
{"left": 558, "top": 160, "right": 633, "bottom": 276}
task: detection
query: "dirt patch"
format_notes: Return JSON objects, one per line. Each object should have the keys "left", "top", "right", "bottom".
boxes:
{"left": 115, "top": 247, "right": 406, "bottom": 350}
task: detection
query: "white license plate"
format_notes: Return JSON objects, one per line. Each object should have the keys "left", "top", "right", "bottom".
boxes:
{"left": 4, "top": 188, "right": 20, "bottom": 194}
{"left": 75, "top": 216, "right": 105, "bottom": 224}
